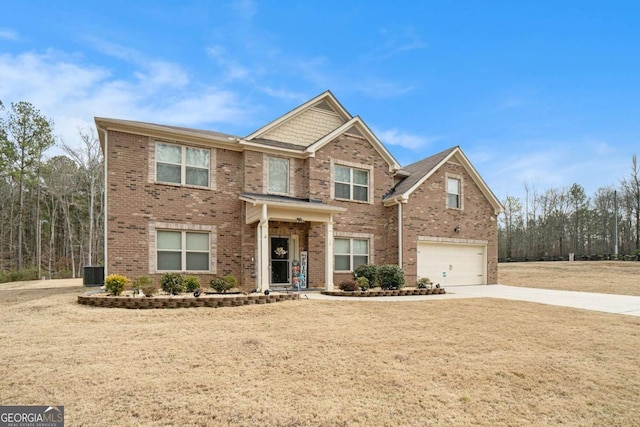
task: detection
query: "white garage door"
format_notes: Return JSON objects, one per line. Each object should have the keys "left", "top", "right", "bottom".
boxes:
{"left": 417, "top": 242, "right": 486, "bottom": 286}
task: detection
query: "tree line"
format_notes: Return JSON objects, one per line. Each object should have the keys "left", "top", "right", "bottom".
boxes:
{"left": 499, "top": 156, "right": 640, "bottom": 261}
{"left": 0, "top": 100, "right": 104, "bottom": 281}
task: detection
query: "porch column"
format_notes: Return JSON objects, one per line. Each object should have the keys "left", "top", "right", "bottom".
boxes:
{"left": 325, "top": 219, "right": 334, "bottom": 290}
{"left": 257, "top": 205, "right": 270, "bottom": 292}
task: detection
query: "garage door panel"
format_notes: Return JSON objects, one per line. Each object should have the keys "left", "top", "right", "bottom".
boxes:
{"left": 417, "top": 242, "right": 485, "bottom": 286}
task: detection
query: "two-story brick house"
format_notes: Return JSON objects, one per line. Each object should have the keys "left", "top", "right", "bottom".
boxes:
{"left": 95, "top": 91, "right": 502, "bottom": 291}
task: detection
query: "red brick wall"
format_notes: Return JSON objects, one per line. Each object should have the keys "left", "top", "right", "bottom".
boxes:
{"left": 401, "top": 160, "right": 499, "bottom": 284}
{"left": 106, "top": 130, "right": 250, "bottom": 288}
{"left": 307, "top": 134, "right": 399, "bottom": 286}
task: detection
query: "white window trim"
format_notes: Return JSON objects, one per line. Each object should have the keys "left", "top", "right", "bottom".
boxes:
{"left": 330, "top": 159, "right": 373, "bottom": 204}
{"left": 265, "top": 155, "right": 292, "bottom": 195}
{"left": 446, "top": 173, "right": 463, "bottom": 210}
{"left": 149, "top": 139, "right": 216, "bottom": 190}
{"left": 333, "top": 231, "right": 374, "bottom": 272}
{"left": 149, "top": 222, "right": 217, "bottom": 274}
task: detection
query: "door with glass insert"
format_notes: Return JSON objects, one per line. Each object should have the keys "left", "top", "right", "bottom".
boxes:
{"left": 270, "top": 236, "right": 290, "bottom": 284}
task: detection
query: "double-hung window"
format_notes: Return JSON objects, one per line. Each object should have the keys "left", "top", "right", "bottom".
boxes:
{"left": 334, "top": 165, "right": 369, "bottom": 202}
{"left": 447, "top": 177, "right": 461, "bottom": 209}
{"left": 268, "top": 157, "right": 289, "bottom": 194}
{"left": 156, "top": 142, "right": 210, "bottom": 187}
{"left": 334, "top": 238, "right": 369, "bottom": 271}
{"left": 157, "top": 230, "right": 210, "bottom": 271}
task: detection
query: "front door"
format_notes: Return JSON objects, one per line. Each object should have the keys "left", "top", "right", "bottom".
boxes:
{"left": 270, "top": 236, "right": 290, "bottom": 285}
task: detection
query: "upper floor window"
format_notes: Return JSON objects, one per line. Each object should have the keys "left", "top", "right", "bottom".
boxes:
{"left": 157, "top": 230, "right": 210, "bottom": 271}
{"left": 334, "top": 238, "right": 369, "bottom": 272}
{"left": 268, "top": 157, "right": 289, "bottom": 194}
{"left": 156, "top": 142, "right": 210, "bottom": 187}
{"left": 334, "top": 165, "right": 369, "bottom": 202}
{"left": 447, "top": 177, "right": 461, "bottom": 209}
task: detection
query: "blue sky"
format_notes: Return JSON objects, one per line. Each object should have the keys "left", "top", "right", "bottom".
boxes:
{"left": 1, "top": 0, "right": 639, "bottom": 201}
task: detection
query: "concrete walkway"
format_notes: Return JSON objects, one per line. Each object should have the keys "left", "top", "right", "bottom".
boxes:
{"left": 302, "top": 285, "right": 640, "bottom": 317}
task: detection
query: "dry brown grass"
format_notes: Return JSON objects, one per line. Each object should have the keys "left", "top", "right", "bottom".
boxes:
{"left": 500, "top": 261, "right": 640, "bottom": 296}
{"left": 1, "top": 282, "right": 640, "bottom": 426}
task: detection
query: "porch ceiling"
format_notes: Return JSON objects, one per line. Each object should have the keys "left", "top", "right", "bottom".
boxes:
{"left": 240, "top": 193, "right": 346, "bottom": 224}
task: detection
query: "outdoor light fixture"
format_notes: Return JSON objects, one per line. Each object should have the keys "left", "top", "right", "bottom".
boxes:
{"left": 454, "top": 226, "right": 460, "bottom": 233}
{"left": 296, "top": 217, "right": 304, "bottom": 223}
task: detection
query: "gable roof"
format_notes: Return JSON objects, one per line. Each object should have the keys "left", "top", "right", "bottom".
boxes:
{"left": 245, "top": 90, "right": 352, "bottom": 142}
{"left": 384, "top": 146, "right": 503, "bottom": 214}
{"left": 305, "top": 116, "right": 401, "bottom": 171}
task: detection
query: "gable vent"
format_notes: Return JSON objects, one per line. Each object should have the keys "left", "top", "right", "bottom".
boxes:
{"left": 345, "top": 126, "right": 364, "bottom": 138}
{"left": 314, "top": 100, "right": 335, "bottom": 112}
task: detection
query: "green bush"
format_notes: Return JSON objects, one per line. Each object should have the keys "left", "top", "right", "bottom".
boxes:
{"left": 105, "top": 274, "right": 130, "bottom": 296}
{"left": 160, "top": 273, "right": 184, "bottom": 295}
{"left": 133, "top": 276, "right": 156, "bottom": 297}
{"left": 183, "top": 275, "right": 201, "bottom": 292}
{"left": 210, "top": 276, "right": 233, "bottom": 293}
{"left": 223, "top": 274, "right": 238, "bottom": 289}
{"left": 0, "top": 268, "right": 39, "bottom": 284}
{"left": 354, "top": 264, "right": 379, "bottom": 288}
{"left": 339, "top": 280, "right": 358, "bottom": 292}
{"left": 356, "top": 276, "right": 369, "bottom": 291}
{"left": 378, "top": 265, "right": 405, "bottom": 290}
{"left": 417, "top": 277, "right": 432, "bottom": 289}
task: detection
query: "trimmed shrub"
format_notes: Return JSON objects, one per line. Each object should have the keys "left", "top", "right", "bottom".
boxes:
{"left": 417, "top": 277, "right": 432, "bottom": 289}
{"left": 356, "top": 276, "right": 369, "bottom": 291}
{"left": 354, "top": 264, "right": 379, "bottom": 288}
{"left": 339, "top": 280, "right": 358, "bottom": 292}
{"left": 378, "top": 265, "right": 405, "bottom": 290}
{"left": 160, "top": 273, "right": 184, "bottom": 295}
{"left": 210, "top": 276, "right": 233, "bottom": 293}
{"left": 183, "top": 275, "right": 201, "bottom": 292}
{"left": 223, "top": 274, "right": 238, "bottom": 289}
{"left": 105, "top": 274, "right": 129, "bottom": 296}
{"left": 133, "top": 276, "right": 156, "bottom": 297}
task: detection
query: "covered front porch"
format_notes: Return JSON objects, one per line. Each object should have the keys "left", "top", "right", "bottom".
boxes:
{"left": 240, "top": 193, "right": 347, "bottom": 292}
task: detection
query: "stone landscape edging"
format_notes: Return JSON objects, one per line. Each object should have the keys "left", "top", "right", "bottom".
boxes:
{"left": 77, "top": 292, "right": 299, "bottom": 309}
{"left": 322, "top": 288, "right": 446, "bottom": 297}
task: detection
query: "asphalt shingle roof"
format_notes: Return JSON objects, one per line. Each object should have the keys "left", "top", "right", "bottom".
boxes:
{"left": 384, "top": 146, "right": 458, "bottom": 200}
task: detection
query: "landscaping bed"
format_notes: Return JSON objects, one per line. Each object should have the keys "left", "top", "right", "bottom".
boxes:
{"left": 322, "top": 287, "right": 446, "bottom": 297}
{"left": 77, "top": 292, "right": 298, "bottom": 309}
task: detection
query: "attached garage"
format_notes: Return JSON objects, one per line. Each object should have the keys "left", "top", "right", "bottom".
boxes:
{"left": 417, "top": 240, "right": 486, "bottom": 286}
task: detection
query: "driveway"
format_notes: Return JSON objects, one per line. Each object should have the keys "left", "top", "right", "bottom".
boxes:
{"left": 304, "top": 285, "right": 640, "bottom": 317}
{"left": 447, "top": 284, "right": 640, "bottom": 317}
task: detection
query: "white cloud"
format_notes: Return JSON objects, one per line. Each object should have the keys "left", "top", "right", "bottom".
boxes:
{"left": 0, "top": 28, "right": 19, "bottom": 41}
{"left": 375, "top": 128, "right": 439, "bottom": 150}
{"left": 0, "top": 49, "right": 248, "bottom": 151}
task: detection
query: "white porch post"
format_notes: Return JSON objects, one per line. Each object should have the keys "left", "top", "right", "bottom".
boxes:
{"left": 257, "top": 205, "right": 270, "bottom": 292}
{"left": 325, "top": 219, "right": 334, "bottom": 290}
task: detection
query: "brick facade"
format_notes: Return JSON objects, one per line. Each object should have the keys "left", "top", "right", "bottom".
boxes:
{"left": 99, "top": 91, "right": 500, "bottom": 291}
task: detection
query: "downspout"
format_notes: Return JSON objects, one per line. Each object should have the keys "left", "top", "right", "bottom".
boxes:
{"left": 97, "top": 125, "right": 108, "bottom": 277}
{"left": 397, "top": 200, "right": 403, "bottom": 268}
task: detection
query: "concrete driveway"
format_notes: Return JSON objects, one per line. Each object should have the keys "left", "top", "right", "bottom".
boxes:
{"left": 448, "top": 285, "right": 640, "bottom": 317}
{"left": 304, "top": 285, "right": 640, "bottom": 317}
